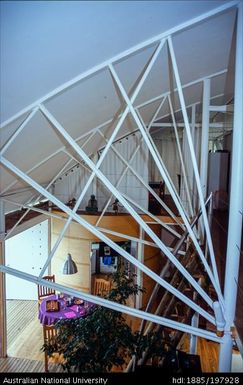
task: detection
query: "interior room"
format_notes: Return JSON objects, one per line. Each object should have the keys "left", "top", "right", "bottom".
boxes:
{"left": 0, "top": 0, "right": 242, "bottom": 374}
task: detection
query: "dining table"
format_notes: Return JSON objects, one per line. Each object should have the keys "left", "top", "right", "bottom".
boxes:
{"left": 38, "top": 294, "right": 95, "bottom": 325}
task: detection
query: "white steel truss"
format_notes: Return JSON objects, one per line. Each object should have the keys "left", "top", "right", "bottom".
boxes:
{"left": 0, "top": 2, "right": 241, "bottom": 370}
{"left": 0, "top": 156, "right": 215, "bottom": 324}
{"left": 108, "top": 60, "right": 223, "bottom": 303}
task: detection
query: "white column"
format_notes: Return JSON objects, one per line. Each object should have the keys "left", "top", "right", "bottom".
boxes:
{"left": 200, "top": 79, "right": 211, "bottom": 198}
{"left": 219, "top": 2, "right": 243, "bottom": 372}
{"left": 219, "top": 333, "right": 233, "bottom": 372}
{"left": 0, "top": 200, "right": 7, "bottom": 357}
{"left": 199, "top": 79, "right": 210, "bottom": 243}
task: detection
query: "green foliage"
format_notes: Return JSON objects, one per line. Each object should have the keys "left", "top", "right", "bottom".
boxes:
{"left": 42, "top": 272, "right": 166, "bottom": 373}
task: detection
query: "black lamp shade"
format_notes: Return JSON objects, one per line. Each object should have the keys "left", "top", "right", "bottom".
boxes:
{"left": 63, "top": 253, "right": 78, "bottom": 274}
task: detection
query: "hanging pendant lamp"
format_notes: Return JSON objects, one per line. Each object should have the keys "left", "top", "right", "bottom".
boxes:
{"left": 62, "top": 253, "right": 78, "bottom": 275}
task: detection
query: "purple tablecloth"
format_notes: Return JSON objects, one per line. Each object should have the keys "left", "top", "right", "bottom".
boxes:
{"left": 38, "top": 295, "right": 94, "bottom": 325}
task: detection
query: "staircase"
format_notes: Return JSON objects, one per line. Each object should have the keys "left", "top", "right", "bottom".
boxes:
{"left": 127, "top": 239, "right": 216, "bottom": 370}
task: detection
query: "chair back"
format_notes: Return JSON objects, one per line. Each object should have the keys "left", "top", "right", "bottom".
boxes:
{"left": 38, "top": 275, "right": 56, "bottom": 300}
{"left": 43, "top": 324, "right": 57, "bottom": 343}
{"left": 43, "top": 324, "right": 58, "bottom": 372}
{"left": 93, "top": 278, "right": 111, "bottom": 297}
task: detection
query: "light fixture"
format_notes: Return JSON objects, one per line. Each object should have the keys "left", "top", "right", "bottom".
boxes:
{"left": 62, "top": 253, "right": 78, "bottom": 275}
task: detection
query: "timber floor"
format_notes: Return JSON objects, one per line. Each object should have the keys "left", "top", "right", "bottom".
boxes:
{"left": 179, "top": 334, "right": 243, "bottom": 372}
{"left": 5, "top": 301, "right": 242, "bottom": 373}
{"left": 6, "top": 300, "right": 43, "bottom": 362}
{"left": 178, "top": 334, "right": 219, "bottom": 372}
{"left": 6, "top": 300, "right": 38, "bottom": 347}
{"left": 0, "top": 357, "right": 62, "bottom": 373}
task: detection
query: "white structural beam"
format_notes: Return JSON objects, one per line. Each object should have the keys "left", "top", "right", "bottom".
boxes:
{"left": 135, "top": 108, "right": 180, "bottom": 197}
{"left": 37, "top": 103, "right": 215, "bottom": 311}
{"left": 121, "top": 192, "right": 181, "bottom": 238}
{"left": 0, "top": 80, "right": 227, "bottom": 198}
{"left": 0, "top": 126, "right": 97, "bottom": 196}
{"left": 209, "top": 105, "right": 234, "bottom": 112}
{"left": 5, "top": 158, "right": 74, "bottom": 240}
{"left": 97, "top": 129, "right": 183, "bottom": 229}
{"left": 0, "top": 108, "right": 38, "bottom": 155}
{"left": 0, "top": 265, "right": 221, "bottom": 342}
{"left": 151, "top": 92, "right": 225, "bottom": 129}
{"left": 4, "top": 129, "right": 95, "bottom": 240}
{"left": 219, "top": 2, "right": 243, "bottom": 372}
{"left": 0, "top": 156, "right": 216, "bottom": 323}
{"left": 139, "top": 200, "right": 210, "bottom": 339}
{"left": 38, "top": 41, "right": 167, "bottom": 276}
{"left": 137, "top": 71, "right": 226, "bottom": 112}
{"left": 109, "top": 64, "right": 186, "bottom": 211}
{"left": 151, "top": 122, "right": 224, "bottom": 129}
{"left": 94, "top": 133, "right": 142, "bottom": 226}
{"left": 199, "top": 78, "right": 211, "bottom": 243}
{"left": 167, "top": 36, "right": 223, "bottom": 305}
{"left": 0, "top": 1, "right": 237, "bottom": 129}
{"left": 191, "top": 104, "right": 198, "bottom": 212}
{"left": 108, "top": 62, "right": 223, "bottom": 306}
{"left": 168, "top": 95, "right": 194, "bottom": 217}
{"left": 38, "top": 98, "right": 134, "bottom": 277}
{"left": 95, "top": 96, "right": 182, "bottom": 228}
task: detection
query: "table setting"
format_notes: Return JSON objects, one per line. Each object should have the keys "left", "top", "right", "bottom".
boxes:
{"left": 38, "top": 294, "right": 95, "bottom": 325}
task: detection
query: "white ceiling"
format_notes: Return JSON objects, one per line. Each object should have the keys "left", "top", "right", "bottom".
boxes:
{"left": 0, "top": 1, "right": 238, "bottom": 212}
{"left": 0, "top": 0, "right": 235, "bottom": 121}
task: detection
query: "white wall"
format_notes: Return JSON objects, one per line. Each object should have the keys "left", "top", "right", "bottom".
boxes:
{"left": 5, "top": 220, "right": 49, "bottom": 300}
{"left": 149, "top": 131, "right": 181, "bottom": 193}
{"left": 53, "top": 156, "right": 97, "bottom": 210}
{"left": 97, "top": 132, "right": 149, "bottom": 212}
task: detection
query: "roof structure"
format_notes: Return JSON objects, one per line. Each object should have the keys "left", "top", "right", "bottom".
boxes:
{"left": 0, "top": 1, "right": 238, "bottom": 213}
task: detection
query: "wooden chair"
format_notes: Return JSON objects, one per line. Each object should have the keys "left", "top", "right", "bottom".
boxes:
{"left": 93, "top": 277, "right": 111, "bottom": 297}
{"left": 38, "top": 275, "right": 56, "bottom": 306}
{"left": 43, "top": 324, "right": 63, "bottom": 372}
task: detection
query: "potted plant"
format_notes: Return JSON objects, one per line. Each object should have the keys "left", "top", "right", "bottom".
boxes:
{"left": 42, "top": 271, "right": 201, "bottom": 373}
{"left": 42, "top": 272, "right": 144, "bottom": 372}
